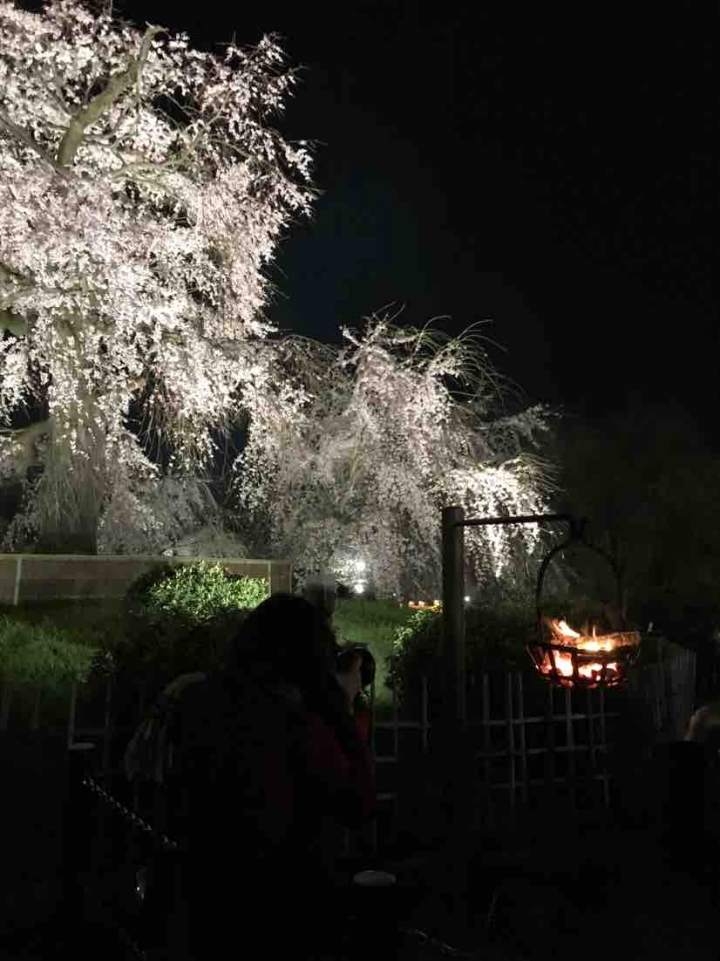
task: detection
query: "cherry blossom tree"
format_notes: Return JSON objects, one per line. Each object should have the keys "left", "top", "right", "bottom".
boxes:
{"left": 0, "top": 0, "right": 312, "bottom": 552}
{"left": 236, "top": 317, "right": 553, "bottom": 598}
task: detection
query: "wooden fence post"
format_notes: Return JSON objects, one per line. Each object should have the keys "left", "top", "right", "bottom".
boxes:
{"left": 421, "top": 676, "right": 429, "bottom": 754}
{"left": 439, "top": 506, "right": 475, "bottom": 852}
{"left": 517, "top": 674, "right": 529, "bottom": 805}
{"left": 586, "top": 688, "right": 597, "bottom": 804}
{"left": 565, "top": 687, "right": 577, "bottom": 813}
{"left": 0, "top": 681, "right": 13, "bottom": 732}
{"left": 441, "top": 506, "right": 466, "bottom": 729}
{"left": 544, "top": 682, "right": 556, "bottom": 804}
{"left": 482, "top": 673, "right": 492, "bottom": 826}
{"left": 506, "top": 672, "right": 516, "bottom": 815}
{"left": 59, "top": 742, "right": 96, "bottom": 935}
{"left": 101, "top": 673, "right": 113, "bottom": 779}
{"left": 599, "top": 688, "right": 609, "bottom": 808}
{"left": 66, "top": 680, "right": 78, "bottom": 749}
{"left": 30, "top": 687, "right": 42, "bottom": 731}
{"left": 13, "top": 555, "right": 22, "bottom": 606}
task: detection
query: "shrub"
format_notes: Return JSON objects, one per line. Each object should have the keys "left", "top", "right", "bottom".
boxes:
{"left": 0, "top": 599, "right": 126, "bottom": 651}
{"left": 118, "top": 562, "right": 268, "bottom": 681}
{"left": 131, "top": 562, "right": 268, "bottom": 624}
{"left": 387, "top": 602, "right": 539, "bottom": 702}
{"left": 386, "top": 608, "right": 442, "bottom": 701}
{"left": 0, "top": 616, "right": 99, "bottom": 692}
{"left": 386, "top": 599, "right": 690, "bottom": 707}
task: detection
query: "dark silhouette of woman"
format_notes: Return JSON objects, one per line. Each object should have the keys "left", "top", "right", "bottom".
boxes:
{"left": 165, "top": 593, "right": 376, "bottom": 960}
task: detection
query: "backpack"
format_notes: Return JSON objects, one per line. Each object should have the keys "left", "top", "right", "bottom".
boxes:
{"left": 123, "top": 672, "right": 208, "bottom": 785}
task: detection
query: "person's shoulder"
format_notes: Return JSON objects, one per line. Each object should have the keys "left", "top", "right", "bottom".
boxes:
{"left": 170, "top": 671, "right": 225, "bottom": 732}
{"left": 165, "top": 671, "right": 208, "bottom": 696}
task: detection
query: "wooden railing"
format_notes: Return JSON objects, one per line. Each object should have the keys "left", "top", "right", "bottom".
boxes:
{"left": 0, "top": 553, "right": 292, "bottom": 605}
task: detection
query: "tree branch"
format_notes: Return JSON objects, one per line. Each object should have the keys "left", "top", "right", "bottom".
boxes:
{"left": 0, "top": 309, "right": 26, "bottom": 336}
{"left": 0, "top": 262, "right": 27, "bottom": 283}
{"left": 0, "top": 420, "right": 51, "bottom": 475}
{"left": 0, "top": 263, "right": 32, "bottom": 325}
{"left": 56, "top": 25, "right": 164, "bottom": 168}
{"left": 0, "top": 112, "right": 71, "bottom": 179}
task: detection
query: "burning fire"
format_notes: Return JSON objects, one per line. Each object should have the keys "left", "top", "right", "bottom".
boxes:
{"left": 540, "top": 617, "right": 640, "bottom": 685}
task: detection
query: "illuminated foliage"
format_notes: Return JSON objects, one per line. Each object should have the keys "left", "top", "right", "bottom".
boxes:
{"left": 0, "top": 0, "right": 311, "bottom": 552}
{"left": 238, "top": 316, "right": 552, "bottom": 596}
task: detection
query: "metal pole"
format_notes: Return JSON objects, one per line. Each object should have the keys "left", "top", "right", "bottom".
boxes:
{"left": 439, "top": 506, "right": 476, "bottom": 866}
{"left": 66, "top": 679, "right": 78, "bottom": 749}
{"left": 442, "top": 506, "right": 466, "bottom": 729}
{"left": 436, "top": 508, "right": 579, "bottom": 846}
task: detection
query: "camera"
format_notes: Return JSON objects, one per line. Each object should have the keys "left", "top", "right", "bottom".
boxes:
{"left": 301, "top": 579, "right": 376, "bottom": 689}
{"left": 336, "top": 643, "right": 376, "bottom": 689}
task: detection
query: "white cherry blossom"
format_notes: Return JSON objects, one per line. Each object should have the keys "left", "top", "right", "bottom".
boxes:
{"left": 237, "top": 317, "right": 552, "bottom": 597}
{"left": 0, "top": 0, "right": 312, "bottom": 552}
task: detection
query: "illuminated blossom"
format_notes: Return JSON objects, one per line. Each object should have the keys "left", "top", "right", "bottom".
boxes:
{"left": 0, "top": 0, "right": 312, "bottom": 551}
{"left": 237, "top": 317, "right": 553, "bottom": 597}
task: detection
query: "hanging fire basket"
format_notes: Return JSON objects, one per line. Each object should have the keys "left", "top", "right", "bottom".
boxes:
{"left": 527, "top": 521, "right": 641, "bottom": 689}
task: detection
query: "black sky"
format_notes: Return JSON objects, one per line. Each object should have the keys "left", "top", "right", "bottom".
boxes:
{"left": 117, "top": 1, "right": 719, "bottom": 431}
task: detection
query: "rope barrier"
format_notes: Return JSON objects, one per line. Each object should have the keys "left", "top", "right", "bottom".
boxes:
{"left": 400, "top": 927, "right": 481, "bottom": 958}
{"left": 115, "top": 922, "right": 149, "bottom": 961}
{"left": 78, "top": 774, "right": 486, "bottom": 960}
{"left": 82, "top": 774, "right": 180, "bottom": 851}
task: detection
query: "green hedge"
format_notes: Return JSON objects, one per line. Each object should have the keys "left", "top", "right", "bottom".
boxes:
{"left": 132, "top": 562, "right": 269, "bottom": 623}
{"left": 0, "top": 572, "right": 691, "bottom": 714}
{"left": 386, "top": 603, "right": 688, "bottom": 704}
{"left": 0, "top": 616, "right": 99, "bottom": 692}
{"left": 116, "top": 562, "right": 268, "bottom": 682}
{"left": 0, "top": 563, "right": 269, "bottom": 699}
{"left": 386, "top": 602, "right": 535, "bottom": 696}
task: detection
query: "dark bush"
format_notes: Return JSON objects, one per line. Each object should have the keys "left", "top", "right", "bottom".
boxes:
{"left": 116, "top": 562, "right": 266, "bottom": 683}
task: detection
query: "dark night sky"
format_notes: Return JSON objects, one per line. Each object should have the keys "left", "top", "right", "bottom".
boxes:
{"left": 118, "top": 1, "right": 719, "bottom": 431}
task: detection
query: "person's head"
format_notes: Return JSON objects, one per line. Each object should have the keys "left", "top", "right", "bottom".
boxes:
{"left": 229, "top": 593, "right": 338, "bottom": 693}
{"left": 179, "top": 608, "right": 249, "bottom": 673}
{"left": 302, "top": 578, "right": 337, "bottom": 621}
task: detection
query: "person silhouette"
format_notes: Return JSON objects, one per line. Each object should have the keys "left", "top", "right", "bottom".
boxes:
{"left": 163, "top": 593, "right": 376, "bottom": 960}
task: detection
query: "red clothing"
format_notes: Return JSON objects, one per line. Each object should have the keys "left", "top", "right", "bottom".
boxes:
{"left": 354, "top": 706, "right": 372, "bottom": 745}
{"left": 301, "top": 710, "right": 376, "bottom": 825}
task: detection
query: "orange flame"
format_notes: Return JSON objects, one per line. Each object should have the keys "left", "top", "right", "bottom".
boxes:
{"left": 541, "top": 618, "right": 639, "bottom": 684}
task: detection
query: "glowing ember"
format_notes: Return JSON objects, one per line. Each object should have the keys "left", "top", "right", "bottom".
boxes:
{"left": 531, "top": 617, "right": 641, "bottom": 688}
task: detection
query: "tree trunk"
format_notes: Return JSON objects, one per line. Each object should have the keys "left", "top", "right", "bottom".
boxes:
{"left": 36, "top": 525, "right": 99, "bottom": 555}
{"left": 33, "top": 406, "right": 105, "bottom": 555}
